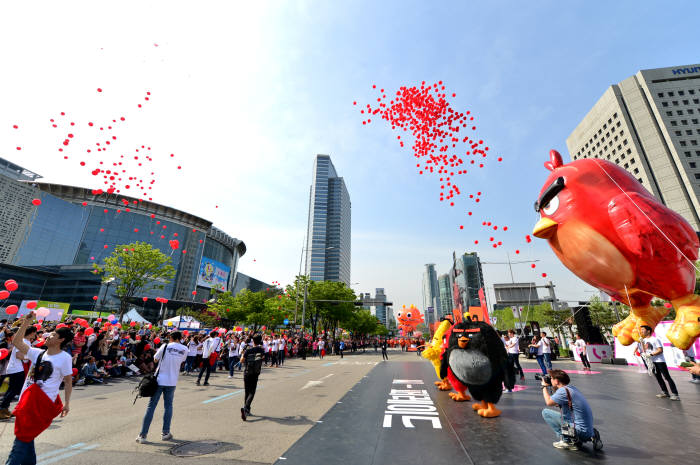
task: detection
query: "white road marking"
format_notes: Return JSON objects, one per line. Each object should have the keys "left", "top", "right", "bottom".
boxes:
{"left": 300, "top": 373, "right": 334, "bottom": 390}
{"left": 37, "top": 444, "right": 100, "bottom": 465}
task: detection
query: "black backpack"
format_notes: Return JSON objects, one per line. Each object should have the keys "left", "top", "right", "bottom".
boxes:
{"left": 133, "top": 343, "right": 167, "bottom": 404}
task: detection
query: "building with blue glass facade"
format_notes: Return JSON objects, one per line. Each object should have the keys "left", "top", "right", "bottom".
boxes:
{"left": 0, "top": 157, "right": 245, "bottom": 321}
{"left": 305, "top": 155, "right": 351, "bottom": 285}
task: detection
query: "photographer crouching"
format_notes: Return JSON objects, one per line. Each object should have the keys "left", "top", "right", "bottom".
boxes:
{"left": 541, "top": 369, "right": 600, "bottom": 451}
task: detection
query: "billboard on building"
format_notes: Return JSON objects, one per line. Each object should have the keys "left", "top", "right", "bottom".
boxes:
{"left": 197, "top": 257, "right": 230, "bottom": 291}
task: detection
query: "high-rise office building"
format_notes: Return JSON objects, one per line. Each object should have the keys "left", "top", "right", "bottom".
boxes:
{"left": 305, "top": 154, "right": 351, "bottom": 284}
{"left": 566, "top": 64, "right": 700, "bottom": 229}
{"left": 422, "top": 264, "right": 440, "bottom": 325}
{"left": 452, "top": 251, "right": 485, "bottom": 310}
{"left": 0, "top": 158, "right": 42, "bottom": 264}
{"left": 437, "top": 273, "right": 453, "bottom": 318}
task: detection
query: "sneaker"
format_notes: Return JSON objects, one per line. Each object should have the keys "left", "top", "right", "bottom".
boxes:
{"left": 240, "top": 407, "right": 247, "bottom": 421}
{"left": 656, "top": 393, "right": 670, "bottom": 398}
{"left": 553, "top": 440, "right": 577, "bottom": 450}
{"left": 135, "top": 435, "right": 147, "bottom": 444}
{"left": 228, "top": 375, "right": 233, "bottom": 379}
{"left": 203, "top": 382, "right": 209, "bottom": 386}
{"left": 76, "top": 379, "right": 86, "bottom": 386}
{"left": 161, "top": 432, "right": 173, "bottom": 441}
{"left": 504, "top": 389, "right": 513, "bottom": 393}
{"left": 0, "top": 408, "right": 11, "bottom": 420}
{"left": 689, "top": 379, "right": 700, "bottom": 384}
{"left": 195, "top": 381, "right": 201, "bottom": 386}
{"left": 669, "top": 395, "right": 680, "bottom": 401}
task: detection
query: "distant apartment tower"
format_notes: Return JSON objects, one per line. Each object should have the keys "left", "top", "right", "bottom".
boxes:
{"left": 452, "top": 251, "right": 485, "bottom": 310}
{"left": 566, "top": 64, "right": 700, "bottom": 229}
{"left": 437, "top": 273, "right": 453, "bottom": 318}
{"left": 305, "top": 155, "right": 351, "bottom": 284}
{"left": 0, "top": 158, "right": 42, "bottom": 264}
{"left": 422, "top": 264, "right": 440, "bottom": 324}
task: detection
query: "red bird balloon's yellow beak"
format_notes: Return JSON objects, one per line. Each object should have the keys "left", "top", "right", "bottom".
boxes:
{"left": 533, "top": 217, "right": 558, "bottom": 239}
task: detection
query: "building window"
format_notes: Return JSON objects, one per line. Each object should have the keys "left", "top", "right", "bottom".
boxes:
{"left": 687, "top": 130, "right": 693, "bottom": 135}
{"left": 682, "top": 120, "right": 688, "bottom": 125}
{"left": 689, "top": 109, "right": 695, "bottom": 114}
{"left": 696, "top": 151, "right": 700, "bottom": 156}
{"left": 671, "top": 121, "right": 678, "bottom": 126}
{"left": 616, "top": 121, "right": 621, "bottom": 127}
{"left": 679, "top": 90, "right": 685, "bottom": 96}
{"left": 630, "top": 157, "right": 635, "bottom": 163}
{"left": 690, "top": 90, "right": 696, "bottom": 95}
{"left": 627, "top": 149, "right": 633, "bottom": 155}
{"left": 624, "top": 163, "right": 629, "bottom": 168}
{"left": 669, "top": 92, "right": 675, "bottom": 97}
{"left": 673, "top": 101, "right": 679, "bottom": 106}
{"left": 667, "top": 111, "right": 673, "bottom": 116}
{"left": 690, "top": 162, "right": 697, "bottom": 168}
{"left": 695, "top": 173, "right": 700, "bottom": 180}
{"left": 603, "top": 124, "right": 607, "bottom": 129}
{"left": 694, "top": 99, "right": 700, "bottom": 104}
{"left": 662, "top": 102, "right": 669, "bottom": 107}
{"left": 680, "top": 141, "right": 687, "bottom": 146}
{"left": 683, "top": 100, "right": 689, "bottom": 105}
{"left": 692, "top": 140, "right": 698, "bottom": 146}
{"left": 658, "top": 93, "right": 664, "bottom": 97}
{"left": 693, "top": 119, "right": 699, "bottom": 124}
{"left": 676, "top": 131, "right": 683, "bottom": 136}
{"left": 613, "top": 112, "right": 618, "bottom": 119}
{"left": 638, "top": 178, "right": 644, "bottom": 183}
{"left": 634, "top": 168, "right": 639, "bottom": 174}
{"left": 615, "top": 158, "right": 620, "bottom": 164}
{"left": 678, "top": 110, "right": 684, "bottom": 115}
{"left": 686, "top": 151, "right": 693, "bottom": 157}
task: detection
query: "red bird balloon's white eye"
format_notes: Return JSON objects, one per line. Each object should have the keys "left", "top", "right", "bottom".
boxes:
{"left": 406, "top": 312, "right": 412, "bottom": 318}
{"left": 542, "top": 194, "right": 560, "bottom": 216}
{"left": 397, "top": 312, "right": 402, "bottom": 318}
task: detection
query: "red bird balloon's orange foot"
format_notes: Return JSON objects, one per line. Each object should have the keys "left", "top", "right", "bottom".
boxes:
{"left": 667, "top": 295, "right": 700, "bottom": 350}
{"left": 448, "top": 391, "right": 471, "bottom": 402}
{"left": 472, "top": 401, "right": 487, "bottom": 411}
{"left": 612, "top": 305, "right": 669, "bottom": 345}
{"left": 437, "top": 379, "right": 452, "bottom": 391}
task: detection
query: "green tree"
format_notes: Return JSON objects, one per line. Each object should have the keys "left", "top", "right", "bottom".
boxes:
{"left": 207, "top": 290, "right": 246, "bottom": 323}
{"left": 492, "top": 307, "right": 516, "bottom": 331}
{"left": 94, "top": 242, "right": 175, "bottom": 321}
{"left": 308, "top": 281, "right": 356, "bottom": 339}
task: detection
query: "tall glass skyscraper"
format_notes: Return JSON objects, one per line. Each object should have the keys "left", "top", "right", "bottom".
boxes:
{"left": 422, "top": 264, "right": 440, "bottom": 325}
{"left": 305, "top": 155, "right": 351, "bottom": 284}
{"left": 437, "top": 273, "right": 453, "bottom": 318}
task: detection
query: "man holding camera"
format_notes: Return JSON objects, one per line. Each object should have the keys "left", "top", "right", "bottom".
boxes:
{"left": 541, "top": 369, "right": 595, "bottom": 450}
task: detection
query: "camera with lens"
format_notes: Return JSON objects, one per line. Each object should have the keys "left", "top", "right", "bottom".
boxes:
{"left": 543, "top": 374, "right": 552, "bottom": 385}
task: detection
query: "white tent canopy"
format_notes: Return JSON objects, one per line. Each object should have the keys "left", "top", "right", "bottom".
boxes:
{"left": 122, "top": 308, "right": 150, "bottom": 324}
{"left": 163, "top": 315, "right": 201, "bottom": 329}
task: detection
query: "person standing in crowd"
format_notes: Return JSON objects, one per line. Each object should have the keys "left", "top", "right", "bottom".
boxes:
{"left": 541, "top": 331, "right": 553, "bottom": 372}
{"left": 529, "top": 335, "right": 548, "bottom": 376}
{"left": 271, "top": 336, "right": 279, "bottom": 367}
{"left": 639, "top": 325, "right": 680, "bottom": 400}
{"left": 339, "top": 339, "right": 345, "bottom": 359}
{"left": 541, "top": 369, "right": 595, "bottom": 450}
{"left": 240, "top": 334, "right": 264, "bottom": 421}
{"left": 381, "top": 339, "right": 389, "bottom": 361}
{"left": 184, "top": 336, "right": 197, "bottom": 374}
{"left": 505, "top": 329, "right": 524, "bottom": 384}
{"left": 685, "top": 345, "right": 699, "bottom": 384}
{"left": 136, "top": 331, "right": 188, "bottom": 443}
{"left": 228, "top": 336, "right": 240, "bottom": 379}
{"left": 196, "top": 334, "right": 215, "bottom": 386}
{"left": 299, "top": 337, "right": 307, "bottom": 360}
{"left": 318, "top": 338, "right": 325, "bottom": 360}
{"left": 0, "top": 327, "right": 37, "bottom": 419}
{"left": 575, "top": 334, "right": 591, "bottom": 371}
{"left": 6, "top": 312, "right": 74, "bottom": 465}
{"left": 279, "top": 336, "right": 286, "bottom": 366}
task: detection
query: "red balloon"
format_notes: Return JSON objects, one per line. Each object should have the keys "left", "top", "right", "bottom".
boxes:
{"left": 130, "top": 321, "right": 136, "bottom": 327}
{"left": 85, "top": 328, "right": 94, "bottom": 336}
{"left": 26, "top": 301, "right": 37, "bottom": 310}
{"left": 0, "top": 348, "right": 10, "bottom": 360}
{"left": 31, "top": 199, "right": 41, "bottom": 206}
{"left": 144, "top": 344, "right": 151, "bottom": 351}
{"left": 5, "top": 305, "right": 18, "bottom": 315}
{"left": 142, "top": 297, "right": 148, "bottom": 302}
{"left": 191, "top": 290, "right": 197, "bottom": 295}
{"left": 96, "top": 317, "right": 102, "bottom": 322}
{"left": 92, "top": 295, "right": 98, "bottom": 300}
{"left": 72, "top": 368, "right": 78, "bottom": 376}
{"left": 0, "top": 290, "right": 9, "bottom": 299}
{"left": 154, "top": 337, "right": 161, "bottom": 344}
{"left": 4, "top": 280, "right": 18, "bottom": 292}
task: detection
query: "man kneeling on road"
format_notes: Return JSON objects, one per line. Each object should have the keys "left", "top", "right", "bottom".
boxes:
{"left": 541, "top": 369, "right": 595, "bottom": 450}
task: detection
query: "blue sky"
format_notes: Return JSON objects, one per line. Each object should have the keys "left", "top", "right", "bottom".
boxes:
{"left": 1, "top": 1, "right": 699, "bottom": 315}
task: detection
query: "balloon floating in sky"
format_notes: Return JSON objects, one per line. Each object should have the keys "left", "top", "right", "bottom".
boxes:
{"left": 533, "top": 149, "right": 700, "bottom": 350}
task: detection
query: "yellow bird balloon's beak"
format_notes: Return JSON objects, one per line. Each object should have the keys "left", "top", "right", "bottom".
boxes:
{"left": 533, "top": 217, "right": 558, "bottom": 239}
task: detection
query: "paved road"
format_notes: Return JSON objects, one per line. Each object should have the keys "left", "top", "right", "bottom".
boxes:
{"left": 0, "top": 350, "right": 386, "bottom": 464}
{"left": 1, "top": 351, "right": 697, "bottom": 464}
{"left": 277, "top": 353, "right": 699, "bottom": 465}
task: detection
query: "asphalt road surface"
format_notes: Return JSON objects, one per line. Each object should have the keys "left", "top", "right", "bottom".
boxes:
{"left": 0, "top": 350, "right": 697, "bottom": 464}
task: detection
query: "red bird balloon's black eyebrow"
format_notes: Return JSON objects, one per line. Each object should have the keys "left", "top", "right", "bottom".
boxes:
{"left": 534, "top": 177, "right": 565, "bottom": 212}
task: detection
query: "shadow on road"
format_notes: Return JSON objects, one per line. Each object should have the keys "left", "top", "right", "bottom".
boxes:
{"left": 245, "top": 415, "right": 314, "bottom": 426}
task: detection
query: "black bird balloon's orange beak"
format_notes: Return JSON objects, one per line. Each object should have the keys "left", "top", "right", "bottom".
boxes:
{"left": 458, "top": 336, "right": 469, "bottom": 349}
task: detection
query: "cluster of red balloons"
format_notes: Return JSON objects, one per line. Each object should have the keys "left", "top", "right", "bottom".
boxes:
{"left": 357, "top": 82, "right": 550, "bottom": 281}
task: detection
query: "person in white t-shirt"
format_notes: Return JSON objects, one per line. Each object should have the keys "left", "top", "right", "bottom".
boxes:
{"left": 318, "top": 338, "right": 326, "bottom": 359}
{"left": 279, "top": 337, "right": 286, "bottom": 366}
{"left": 271, "top": 337, "right": 280, "bottom": 367}
{"left": 196, "top": 334, "right": 217, "bottom": 386}
{"left": 639, "top": 325, "right": 679, "bottom": 400}
{"left": 184, "top": 336, "right": 198, "bottom": 374}
{"left": 137, "top": 331, "right": 188, "bottom": 443}
{"left": 6, "top": 312, "right": 74, "bottom": 465}
{"left": 228, "top": 337, "right": 241, "bottom": 378}
{"left": 574, "top": 334, "right": 591, "bottom": 370}
{"left": 505, "top": 329, "right": 525, "bottom": 384}
{"left": 0, "top": 326, "right": 37, "bottom": 419}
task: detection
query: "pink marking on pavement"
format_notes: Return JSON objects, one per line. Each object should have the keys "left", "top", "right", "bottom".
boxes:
{"left": 523, "top": 368, "right": 599, "bottom": 374}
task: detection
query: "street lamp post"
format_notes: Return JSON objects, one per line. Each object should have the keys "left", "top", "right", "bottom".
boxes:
{"left": 100, "top": 277, "right": 115, "bottom": 314}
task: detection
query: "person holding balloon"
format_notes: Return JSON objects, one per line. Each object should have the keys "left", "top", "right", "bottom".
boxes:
{"left": 5, "top": 311, "right": 74, "bottom": 465}
{"left": 0, "top": 326, "right": 37, "bottom": 420}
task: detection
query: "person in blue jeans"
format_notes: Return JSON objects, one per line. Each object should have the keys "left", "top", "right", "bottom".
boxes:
{"left": 541, "top": 369, "right": 596, "bottom": 450}
{"left": 529, "top": 335, "right": 548, "bottom": 375}
{"left": 541, "top": 331, "right": 553, "bottom": 372}
{"left": 137, "top": 332, "right": 187, "bottom": 443}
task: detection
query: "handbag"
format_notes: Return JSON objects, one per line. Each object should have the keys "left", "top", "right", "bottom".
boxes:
{"left": 529, "top": 346, "right": 538, "bottom": 355}
{"left": 133, "top": 343, "right": 167, "bottom": 404}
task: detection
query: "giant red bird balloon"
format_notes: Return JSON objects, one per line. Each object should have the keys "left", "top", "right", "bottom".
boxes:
{"left": 533, "top": 149, "right": 700, "bottom": 349}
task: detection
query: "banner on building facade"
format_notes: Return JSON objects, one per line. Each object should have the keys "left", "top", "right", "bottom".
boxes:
{"left": 197, "top": 257, "right": 231, "bottom": 291}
